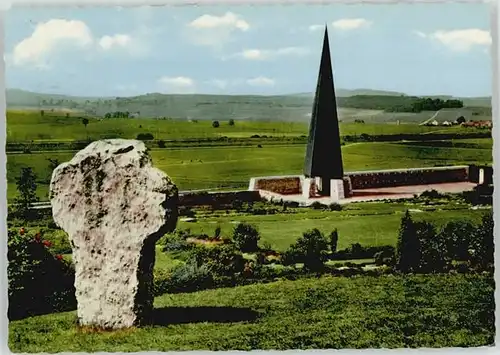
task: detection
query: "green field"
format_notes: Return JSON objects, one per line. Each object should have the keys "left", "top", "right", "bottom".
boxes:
{"left": 50, "top": 201, "right": 489, "bottom": 263}
{"left": 9, "top": 273, "right": 494, "bottom": 352}
{"left": 6, "top": 139, "right": 493, "bottom": 202}
{"left": 7, "top": 110, "right": 477, "bottom": 142}
{"left": 176, "top": 203, "right": 489, "bottom": 252}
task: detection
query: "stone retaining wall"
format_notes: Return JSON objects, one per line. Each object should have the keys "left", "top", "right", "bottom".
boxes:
{"left": 248, "top": 165, "right": 480, "bottom": 197}
{"left": 345, "top": 166, "right": 470, "bottom": 189}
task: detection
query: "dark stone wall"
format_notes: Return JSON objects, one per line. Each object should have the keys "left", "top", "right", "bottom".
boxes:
{"left": 346, "top": 167, "right": 470, "bottom": 189}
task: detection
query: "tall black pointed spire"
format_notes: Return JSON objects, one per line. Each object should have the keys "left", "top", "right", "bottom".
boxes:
{"left": 303, "top": 25, "right": 344, "bottom": 184}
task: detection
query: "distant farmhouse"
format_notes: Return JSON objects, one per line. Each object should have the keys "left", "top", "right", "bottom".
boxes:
{"left": 462, "top": 120, "right": 492, "bottom": 128}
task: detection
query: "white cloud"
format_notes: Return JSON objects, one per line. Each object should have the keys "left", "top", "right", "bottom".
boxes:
{"left": 331, "top": 18, "right": 372, "bottom": 31}
{"left": 246, "top": 76, "right": 275, "bottom": 87}
{"left": 11, "top": 18, "right": 143, "bottom": 68}
{"left": 432, "top": 29, "right": 491, "bottom": 52}
{"left": 188, "top": 12, "right": 249, "bottom": 31}
{"left": 229, "top": 47, "right": 309, "bottom": 61}
{"left": 99, "top": 34, "right": 132, "bottom": 50}
{"left": 157, "top": 76, "right": 195, "bottom": 93}
{"left": 186, "top": 12, "right": 249, "bottom": 47}
{"left": 12, "top": 19, "right": 93, "bottom": 67}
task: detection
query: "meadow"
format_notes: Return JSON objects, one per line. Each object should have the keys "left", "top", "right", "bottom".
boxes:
{"left": 6, "top": 139, "right": 493, "bottom": 202}
{"left": 6, "top": 109, "right": 474, "bottom": 142}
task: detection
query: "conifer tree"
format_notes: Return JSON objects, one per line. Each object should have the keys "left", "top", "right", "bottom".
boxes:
{"left": 329, "top": 228, "right": 339, "bottom": 254}
{"left": 396, "top": 210, "right": 420, "bottom": 272}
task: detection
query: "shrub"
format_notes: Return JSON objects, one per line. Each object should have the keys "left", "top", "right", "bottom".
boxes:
{"left": 420, "top": 189, "right": 442, "bottom": 199}
{"left": 214, "top": 225, "right": 222, "bottom": 239}
{"left": 168, "top": 260, "right": 214, "bottom": 293}
{"left": 285, "top": 201, "right": 300, "bottom": 208}
{"left": 415, "top": 221, "right": 445, "bottom": 273}
{"left": 157, "top": 140, "right": 166, "bottom": 148}
{"left": 189, "top": 244, "right": 245, "bottom": 281}
{"left": 136, "top": 132, "right": 154, "bottom": 140}
{"left": 438, "top": 220, "right": 477, "bottom": 262}
{"left": 232, "top": 223, "right": 260, "bottom": 253}
{"left": 332, "top": 244, "right": 395, "bottom": 260}
{"left": 153, "top": 268, "right": 172, "bottom": 296}
{"left": 162, "top": 232, "right": 192, "bottom": 252}
{"left": 329, "top": 203, "right": 342, "bottom": 211}
{"left": 40, "top": 229, "right": 72, "bottom": 255}
{"left": 8, "top": 228, "right": 76, "bottom": 320}
{"left": 231, "top": 199, "right": 244, "bottom": 211}
{"left": 229, "top": 119, "right": 235, "bottom": 126}
{"left": 310, "top": 201, "right": 326, "bottom": 210}
{"left": 178, "top": 206, "right": 196, "bottom": 218}
{"left": 329, "top": 229, "right": 339, "bottom": 253}
{"left": 470, "top": 212, "right": 494, "bottom": 270}
{"left": 212, "top": 120, "right": 220, "bottom": 128}
{"left": 12, "top": 167, "right": 39, "bottom": 221}
{"left": 283, "top": 229, "right": 329, "bottom": 271}
{"left": 463, "top": 184, "right": 493, "bottom": 205}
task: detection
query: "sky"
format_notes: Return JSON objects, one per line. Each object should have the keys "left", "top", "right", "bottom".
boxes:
{"left": 4, "top": 3, "right": 493, "bottom": 97}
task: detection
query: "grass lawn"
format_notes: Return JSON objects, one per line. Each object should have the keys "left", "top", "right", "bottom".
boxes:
{"left": 6, "top": 140, "right": 492, "bottom": 202}
{"left": 8, "top": 273, "right": 494, "bottom": 352}
{"left": 178, "top": 203, "right": 489, "bottom": 251}
{"left": 50, "top": 201, "right": 490, "bottom": 258}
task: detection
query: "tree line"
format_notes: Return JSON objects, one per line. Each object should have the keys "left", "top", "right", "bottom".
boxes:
{"left": 338, "top": 95, "right": 464, "bottom": 113}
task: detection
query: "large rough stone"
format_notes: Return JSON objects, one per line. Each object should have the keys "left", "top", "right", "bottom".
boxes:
{"left": 50, "top": 139, "right": 178, "bottom": 329}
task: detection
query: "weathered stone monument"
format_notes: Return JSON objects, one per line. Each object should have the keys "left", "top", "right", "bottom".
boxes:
{"left": 50, "top": 139, "right": 178, "bottom": 329}
{"left": 303, "top": 26, "right": 345, "bottom": 200}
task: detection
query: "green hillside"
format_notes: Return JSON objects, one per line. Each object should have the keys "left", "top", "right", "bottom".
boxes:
{"left": 6, "top": 89, "right": 491, "bottom": 123}
{"left": 9, "top": 274, "right": 494, "bottom": 352}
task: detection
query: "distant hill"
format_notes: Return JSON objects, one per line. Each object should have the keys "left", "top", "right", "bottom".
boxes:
{"left": 6, "top": 88, "right": 491, "bottom": 122}
{"left": 289, "top": 88, "right": 407, "bottom": 97}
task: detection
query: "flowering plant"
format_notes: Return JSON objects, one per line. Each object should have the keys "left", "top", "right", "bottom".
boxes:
{"left": 7, "top": 227, "right": 76, "bottom": 320}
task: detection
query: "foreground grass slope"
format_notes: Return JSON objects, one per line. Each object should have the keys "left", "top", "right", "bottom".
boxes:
{"left": 9, "top": 273, "right": 494, "bottom": 352}
{"left": 6, "top": 139, "right": 493, "bottom": 201}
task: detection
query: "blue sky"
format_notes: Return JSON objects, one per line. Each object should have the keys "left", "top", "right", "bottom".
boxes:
{"left": 5, "top": 3, "right": 493, "bottom": 97}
